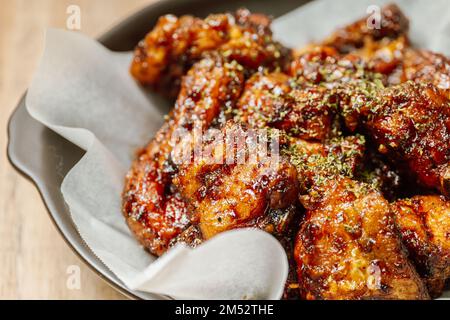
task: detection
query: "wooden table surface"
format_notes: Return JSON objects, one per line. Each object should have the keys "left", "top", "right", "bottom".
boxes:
{"left": 0, "top": 0, "right": 157, "bottom": 300}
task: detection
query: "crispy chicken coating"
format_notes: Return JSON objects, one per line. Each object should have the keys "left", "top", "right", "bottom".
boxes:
{"left": 321, "top": 5, "right": 450, "bottom": 91}
{"left": 399, "top": 49, "right": 450, "bottom": 90}
{"left": 174, "top": 122, "right": 299, "bottom": 240}
{"left": 342, "top": 81, "right": 450, "bottom": 196}
{"left": 123, "top": 56, "right": 245, "bottom": 256}
{"left": 173, "top": 122, "right": 301, "bottom": 299}
{"left": 130, "top": 9, "right": 289, "bottom": 96}
{"left": 358, "top": 36, "right": 409, "bottom": 79}
{"left": 328, "top": 34, "right": 450, "bottom": 91}
{"left": 123, "top": 140, "right": 190, "bottom": 257}
{"left": 359, "top": 40, "right": 450, "bottom": 89}
{"left": 392, "top": 195, "right": 450, "bottom": 297}
{"left": 294, "top": 176, "right": 429, "bottom": 300}
{"left": 236, "top": 71, "right": 339, "bottom": 141}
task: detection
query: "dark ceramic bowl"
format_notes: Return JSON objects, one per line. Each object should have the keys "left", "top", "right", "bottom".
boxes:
{"left": 7, "top": 0, "right": 310, "bottom": 299}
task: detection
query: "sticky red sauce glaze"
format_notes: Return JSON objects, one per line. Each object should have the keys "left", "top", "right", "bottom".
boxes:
{"left": 237, "top": 71, "right": 338, "bottom": 142}
{"left": 130, "top": 9, "right": 290, "bottom": 96}
{"left": 294, "top": 176, "right": 429, "bottom": 300}
{"left": 396, "top": 49, "right": 450, "bottom": 90}
{"left": 321, "top": 4, "right": 409, "bottom": 54}
{"left": 364, "top": 82, "right": 450, "bottom": 196}
{"left": 173, "top": 122, "right": 302, "bottom": 299}
{"left": 124, "top": 4, "right": 450, "bottom": 300}
{"left": 123, "top": 150, "right": 190, "bottom": 256}
{"left": 392, "top": 195, "right": 450, "bottom": 297}
{"left": 174, "top": 122, "right": 300, "bottom": 240}
{"left": 123, "top": 55, "right": 245, "bottom": 256}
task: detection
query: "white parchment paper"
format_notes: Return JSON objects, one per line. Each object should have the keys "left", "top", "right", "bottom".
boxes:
{"left": 25, "top": 0, "right": 450, "bottom": 299}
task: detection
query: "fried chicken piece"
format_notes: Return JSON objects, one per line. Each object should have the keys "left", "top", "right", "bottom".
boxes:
{"left": 290, "top": 46, "right": 389, "bottom": 126}
{"left": 357, "top": 144, "right": 439, "bottom": 202}
{"left": 362, "top": 42, "right": 450, "bottom": 89}
{"left": 123, "top": 56, "right": 245, "bottom": 256}
{"left": 392, "top": 195, "right": 450, "bottom": 297}
{"left": 288, "top": 135, "right": 428, "bottom": 299}
{"left": 219, "top": 10, "right": 289, "bottom": 70}
{"left": 236, "top": 72, "right": 293, "bottom": 127}
{"left": 360, "top": 36, "right": 409, "bottom": 78}
{"left": 236, "top": 71, "right": 339, "bottom": 141}
{"left": 173, "top": 121, "right": 301, "bottom": 299}
{"left": 294, "top": 176, "right": 429, "bottom": 300}
{"left": 290, "top": 46, "right": 385, "bottom": 133}
{"left": 321, "top": 4, "right": 449, "bottom": 90}
{"left": 321, "top": 4, "right": 409, "bottom": 54}
{"left": 353, "top": 34, "right": 450, "bottom": 89}
{"left": 322, "top": 33, "right": 450, "bottom": 91}
{"left": 357, "top": 149, "right": 405, "bottom": 201}
{"left": 342, "top": 81, "right": 450, "bottom": 196}
{"left": 294, "top": 3, "right": 445, "bottom": 90}
{"left": 289, "top": 45, "right": 383, "bottom": 86}
{"left": 130, "top": 9, "right": 289, "bottom": 96}
{"left": 123, "top": 144, "right": 188, "bottom": 257}
{"left": 174, "top": 121, "right": 299, "bottom": 240}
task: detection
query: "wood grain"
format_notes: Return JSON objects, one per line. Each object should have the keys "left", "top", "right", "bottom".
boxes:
{"left": 0, "top": 0, "right": 157, "bottom": 300}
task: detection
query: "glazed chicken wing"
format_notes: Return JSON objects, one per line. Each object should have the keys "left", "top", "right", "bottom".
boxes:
{"left": 174, "top": 122, "right": 300, "bottom": 240}
{"left": 319, "top": 2, "right": 450, "bottom": 90}
{"left": 236, "top": 71, "right": 339, "bottom": 141}
{"left": 174, "top": 122, "right": 301, "bottom": 299}
{"left": 393, "top": 195, "right": 450, "bottom": 297}
{"left": 289, "top": 135, "right": 366, "bottom": 199}
{"left": 342, "top": 81, "right": 450, "bottom": 196}
{"left": 398, "top": 49, "right": 450, "bottom": 90}
{"left": 122, "top": 56, "right": 245, "bottom": 256}
{"left": 130, "top": 9, "right": 289, "bottom": 96}
{"left": 294, "top": 176, "right": 429, "bottom": 300}
{"left": 289, "top": 45, "right": 385, "bottom": 87}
